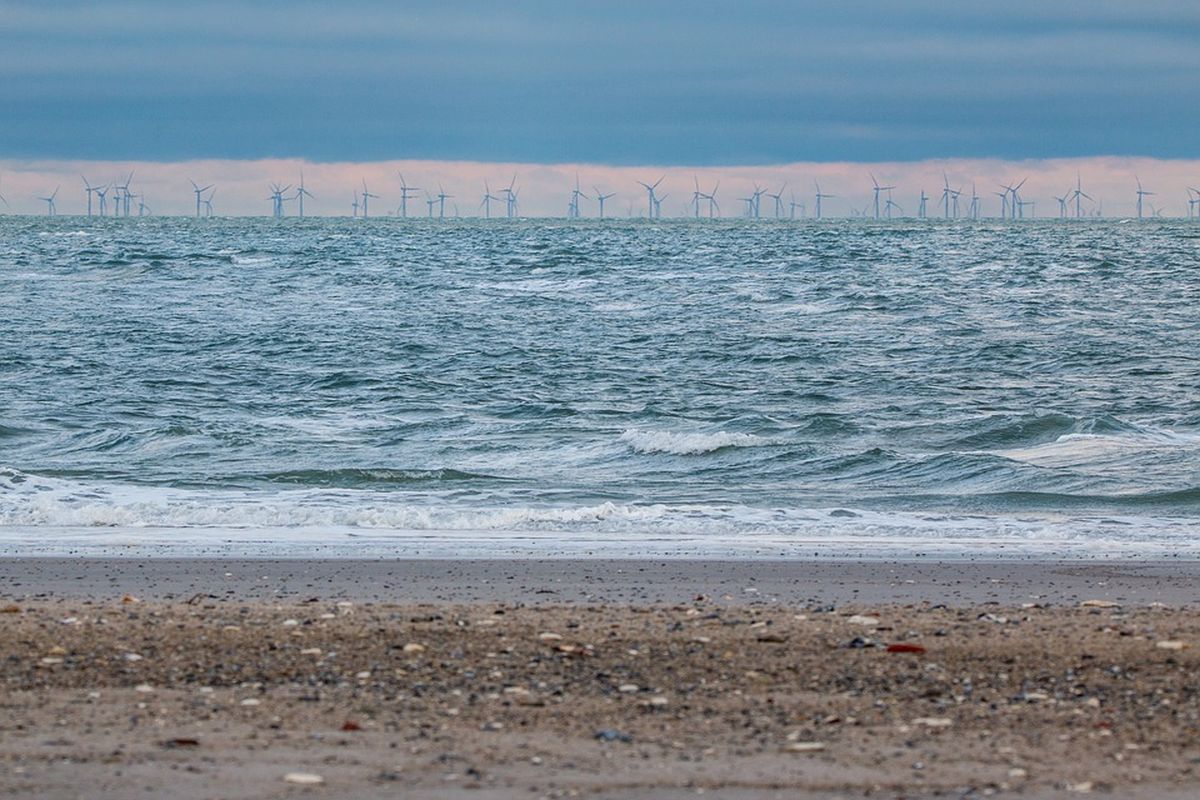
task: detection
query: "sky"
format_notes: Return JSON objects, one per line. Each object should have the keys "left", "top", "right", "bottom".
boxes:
{"left": 2, "top": 2, "right": 1199, "bottom": 216}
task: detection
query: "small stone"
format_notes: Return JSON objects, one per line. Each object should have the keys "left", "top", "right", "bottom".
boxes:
{"left": 912, "top": 717, "right": 953, "bottom": 728}
{"left": 341, "top": 720, "right": 361, "bottom": 732}
{"left": 134, "top": 684, "right": 155, "bottom": 693}
{"left": 618, "top": 684, "right": 639, "bottom": 693}
{"left": 1066, "top": 781, "right": 1094, "bottom": 793}
{"left": 847, "top": 615, "right": 880, "bottom": 626}
{"left": 1079, "top": 600, "right": 1120, "bottom": 608}
{"left": 299, "top": 648, "right": 322, "bottom": 655}
{"left": 282, "top": 619, "right": 300, "bottom": 627}
{"left": 594, "top": 729, "right": 633, "bottom": 743}
{"left": 240, "top": 698, "right": 261, "bottom": 706}
{"left": 123, "top": 653, "right": 143, "bottom": 662}
{"left": 783, "top": 741, "right": 826, "bottom": 753}
{"left": 886, "top": 643, "right": 926, "bottom": 654}
{"left": 402, "top": 643, "right": 426, "bottom": 654}
{"left": 1, "top": 604, "right": 20, "bottom": 613}
{"left": 1008, "top": 767, "right": 1028, "bottom": 779}
{"left": 537, "top": 632, "right": 563, "bottom": 642}
{"left": 756, "top": 633, "right": 787, "bottom": 643}
{"left": 40, "top": 657, "right": 63, "bottom": 665}
{"left": 283, "top": 772, "right": 324, "bottom": 785}
{"left": 1155, "top": 640, "right": 1187, "bottom": 650}
{"left": 121, "top": 594, "right": 141, "bottom": 604}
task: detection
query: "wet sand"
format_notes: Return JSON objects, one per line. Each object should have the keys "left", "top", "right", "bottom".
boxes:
{"left": 2, "top": 556, "right": 1198, "bottom": 606}
{"left": 1, "top": 557, "right": 1198, "bottom": 799}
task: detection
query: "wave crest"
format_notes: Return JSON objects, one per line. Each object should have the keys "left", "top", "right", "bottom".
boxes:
{"left": 619, "top": 428, "right": 770, "bottom": 456}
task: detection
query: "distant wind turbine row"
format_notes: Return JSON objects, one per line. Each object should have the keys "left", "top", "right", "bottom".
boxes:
{"left": 1, "top": 170, "right": 1196, "bottom": 220}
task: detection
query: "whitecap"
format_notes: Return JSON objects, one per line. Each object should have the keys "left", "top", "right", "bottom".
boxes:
{"left": 619, "top": 428, "right": 771, "bottom": 456}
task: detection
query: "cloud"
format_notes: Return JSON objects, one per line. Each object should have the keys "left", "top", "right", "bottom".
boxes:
{"left": 1, "top": 3, "right": 1198, "bottom": 164}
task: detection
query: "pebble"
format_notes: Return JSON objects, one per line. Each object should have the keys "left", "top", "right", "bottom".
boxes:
{"left": 912, "top": 717, "right": 953, "bottom": 728}
{"left": 783, "top": 741, "right": 826, "bottom": 753}
{"left": 283, "top": 772, "right": 324, "bottom": 785}
{"left": 1155, "top": 640, "right": 1187, "bottom": 650}
{"left": 299, "top": 648, "right": 322, "bottom": 655}
{"left": 1080, "top": 600, "right": 1120, "bottom": 608}
{"left": 241, "top": 698, "right": 261, "bottom": 706}
{"left": 594, "top": 729, "right": 633, "bottom": 743}
{"left": 0, "top": 604, "right": 19, "bottom": 614}
{"left": 402, "top": 643, "right": 426, "bottom": 654}
{"left": 847, "top": 615, "right": 880, "bottom": 626}
{"left": 134, "top": 684, "right": 155, "bottom": 693}
{"left": 886, "top": 643, "right": 926, "bottom": 654}
{"left": 617, "top": 683, "right": 639, "bottom": 693}
{"left": 281, "top": 619, "right": 300, "bottom": 627}
{"left": 537, "top": 632, "right": 563, "bottom": 642}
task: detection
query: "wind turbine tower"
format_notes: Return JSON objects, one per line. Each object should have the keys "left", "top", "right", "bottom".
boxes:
{"left": 918, "top": 191, "right": 928, "bottom": 220}
{"left": 1071, "top": 174, "right": 1093, "bottom": 219}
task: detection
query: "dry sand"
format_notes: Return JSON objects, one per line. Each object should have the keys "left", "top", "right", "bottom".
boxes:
{"left": 1, "top": 558, "right": 1198, "bottom": 799}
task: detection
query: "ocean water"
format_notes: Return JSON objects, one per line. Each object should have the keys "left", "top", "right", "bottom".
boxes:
{"left": 1, "top": 216, "right": 1198, "bottom": 558}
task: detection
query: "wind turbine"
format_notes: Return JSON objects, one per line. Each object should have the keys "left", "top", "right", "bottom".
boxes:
{"left": 138, "top": 196, "right": 150, "bottom": 217}
{"left": 202, "top": 188, "right": 215, "bottom": 218}
{"left": 653, "top": 192, "right": 668, "bottom": 219}
{"left": 767, "top": 182, "right": 787, "bottom": 218}
{"left": 691, "top": 177, "right": 704, "bottom": 219}
{"left": 967, "top": 184, "right": 980, "bottom": 220}
{"left": 480, "top": 181, "right": 500, "bottom": 218}
{"left": 0, "top": 173, "right": 9, "bottom": 212}
{"left": 814, "top": 181, "right": 834, "bottom": 220}
{"left": 295, "top": 172, "right": 313, "bottom": 218}
{"left": 750, "top": 185, "right": 766, "bottom": 219}
{"left": 40, "top": 186, "right": 59, "bottom": 216}
{"left": 637, "top": 176, "right": 664, "bottom": 219}
{"left": 1071, "top": 174, "right": 1092, "bottom": 219}
{"left": 941, "top": 173, "right": 955, "bottom": 219}
{"left": 269, "top": 183, "right": 291, "bottom": 218}
{"left": 594, "top": 187, "right": 615, "bottom": 219}
{"left": 437, "top": 185, "right": 452, "bottom": 219}
{"left": 360, "top": 180, "right": 378, "bottom": 218}
{"left": 1055, "top": 191, "right": 1069, "bottom": 219}
{"left": 1135, "top": 177, "right": 1154, "bottom": 220}
{"left": 81, "top": 176, "right": 99, "bottom": 217}
{"left": 1188, "top": 187, "right": 1200, "bottom": 220}
{"left": 351, "top": 194, "right": 359, "bottom": 218}
{"left": 424, "top": 192, "right": 435, "bottom": 218}
{"left": 568, "top": 174, "right": 589, "bottom": 219}
{"left": 702, "top": 182, "right": 720, "bottom": 218}
{"left": 1009, "top": 178, "right": 1027, "bottom": 220}
{"left": 917, "top": 190, "right": 928, "bottom": 220}
{"left": 994, "top": 185, "right": 1010, "bottom": 220}
{"left": 502, "top": 175, "right": 519, "bottom": 218}
{"left": 883, "top": 189, "right": 902, "bottom": 219}
{"left": 190, "top": 180, "right": 212, "bottom": 218}
{"left": 397, "top": 174, "right": 420, "bottom": 218}
{"left": 870, "top": 174, "right": 895, "bottom": 220}
{"left": 788, "top": 192, "right": 803, "bottom": 220}
{"left": 118, "top": 172, "right": 134, "bottom": 217}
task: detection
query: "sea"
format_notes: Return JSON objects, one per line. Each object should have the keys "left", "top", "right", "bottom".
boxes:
{"left": 1, "top": 216, "right": 1198, "bottom": 558}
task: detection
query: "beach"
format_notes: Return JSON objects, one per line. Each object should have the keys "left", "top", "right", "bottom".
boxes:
{"left": 1, "top": 557, "right": 1197, "bottom": 799}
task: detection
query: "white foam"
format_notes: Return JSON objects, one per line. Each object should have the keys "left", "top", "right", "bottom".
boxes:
{"left": 620, "top": 428, "right": 770, "bottom": 456}
{"left": 995, "top": 427, "right": 1200, "bottom": 468}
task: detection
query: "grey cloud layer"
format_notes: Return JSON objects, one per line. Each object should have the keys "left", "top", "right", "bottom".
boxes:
{"left": 2, "top": 1, "right": 1198, "bottom": 163}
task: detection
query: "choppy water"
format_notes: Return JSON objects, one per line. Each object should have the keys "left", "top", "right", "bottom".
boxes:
{"left": 2, "top": 216, "right": 1199, "bottom": 557}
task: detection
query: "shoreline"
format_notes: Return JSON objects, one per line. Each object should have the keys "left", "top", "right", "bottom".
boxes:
{"left": 1, "top": 556, "right": 1197, "bottom": 607}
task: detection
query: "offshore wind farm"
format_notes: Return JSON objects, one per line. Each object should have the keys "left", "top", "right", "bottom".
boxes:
{"left": 2, "top": 161, "right": 1199, "bottom": 220}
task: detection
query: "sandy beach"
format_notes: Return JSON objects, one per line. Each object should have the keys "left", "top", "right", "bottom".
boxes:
{"left": 0, "top": 558, "right": 1197, "bottom": 799}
